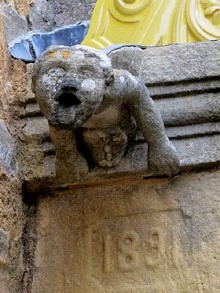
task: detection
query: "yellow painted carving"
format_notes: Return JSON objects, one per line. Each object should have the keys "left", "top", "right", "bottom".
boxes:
{"left": 82, "top": 0, "right": 220, "bottom": 49}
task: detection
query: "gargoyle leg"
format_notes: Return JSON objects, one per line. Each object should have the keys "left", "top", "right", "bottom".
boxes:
{"left": 131, "top": 84, "right": 179, "bottom": 176}
{"left": 116, "top": 70, "right": 180, "bottom": 176}
{"left": 49, "top": 125, "right": 88, "bottom": 180}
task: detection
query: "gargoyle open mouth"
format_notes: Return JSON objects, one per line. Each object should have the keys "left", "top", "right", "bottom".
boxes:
{"left": 55, "top": 86, "right": 81, "bottom": 108}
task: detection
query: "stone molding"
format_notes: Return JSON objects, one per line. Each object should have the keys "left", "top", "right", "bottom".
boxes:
{"left": 21, "top": 41, "right": 220, "bottom": 192}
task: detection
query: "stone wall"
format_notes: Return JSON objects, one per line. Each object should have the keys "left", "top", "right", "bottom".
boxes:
{"left": 31, "top": 171, "right": 220, "bottom": 292}
{"left": 0, "top": 10, "right": 24, "bottom": 293}
{"left": 0, "top": 1, "right": 95, "bottom": 292}
{"left": 0, "top": 1, "right": 220, "bottom": 293}
{"left": 29, "top": 0, "right": 95, "bottom": 31}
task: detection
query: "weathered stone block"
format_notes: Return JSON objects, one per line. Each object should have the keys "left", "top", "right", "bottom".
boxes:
{"left": 0, "top": 121, "right": 17, "bottom": 175}
{"left": 21, "top": 41, "right": 220, "bottom": 190}
{"left": 1, "top": 3, "right": 28, "bottom": 43}
{"left": 0, "top": 229, "right": 9, "bottom": 265}
{"left": 31, "top": 172, "right": 220, "bottom": 292}
{"left": 29, "top": 0, "right": 95, "bottom": 32}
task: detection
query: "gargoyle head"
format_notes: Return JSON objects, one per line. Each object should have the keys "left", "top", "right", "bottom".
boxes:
{"left": 32, "top": 45, "right": 114, "bottom": 128}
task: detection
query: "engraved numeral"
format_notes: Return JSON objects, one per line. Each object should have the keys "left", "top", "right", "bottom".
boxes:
{"left": 89, "top": 227, "right": 162, "bottom": 274}
{"left": 104, "top": 234, "right": 113, "bottom": 273}
{"left": 144, "top": 231, "right": 161, "bottom": 266}
{"left": 118, "top": 230, "right": 140, "bottom": 271}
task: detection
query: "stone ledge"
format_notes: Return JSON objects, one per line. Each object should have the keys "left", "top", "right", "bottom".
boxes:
{"left": 21, "top": 41, "right": 220, "bottom": 191}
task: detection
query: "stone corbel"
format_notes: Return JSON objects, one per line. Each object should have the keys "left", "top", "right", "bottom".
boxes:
{"left": 32, "top": 45, "right": 180, "bottom": 181}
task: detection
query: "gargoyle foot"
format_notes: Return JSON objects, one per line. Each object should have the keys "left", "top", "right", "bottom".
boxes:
{"left": 148, "top": 139, "right": 180, "bottom": 177}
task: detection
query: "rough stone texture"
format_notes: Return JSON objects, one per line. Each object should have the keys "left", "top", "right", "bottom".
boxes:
{"left": 1, "top": 0, "right": 95, "bottom": 46}
{"left": 109, "top": 41, "right": 220, "bottom": 84}
{"left": 0, "top": 173, "right": 23, "bottom": 293}
{"left": 0, "top": 9, "right": 26, "bottom": 292}
{"left": 0, "top": 1, "right": 96, "bottom": 292}
{"left": 0, "top": 121, "right": 17, "bottom": 175}
{"left": 0, "top": 2, "right": 28, "bottom": 43}
{"left": 0, "top": 0, "right": 97, "bottom": 187}
{"left": 1, "top": 1, "right": 220, "bottom": 293}
{"left": 0, "top": 1, "right": 41, "bottom": 292}
{"left": 21, "top": 40, "right": 220, "bottom": 190}
{"left": 31, "top": 171, "right": 220, "bottom": 292}
{"left": 9, "top": 0, "right": 34, "bottom": 17}
{"left": 32, "top": 45, "right": 179, "bottom": 177}
{"left": 29, "top": 0, "right": 96, "bottom": 32}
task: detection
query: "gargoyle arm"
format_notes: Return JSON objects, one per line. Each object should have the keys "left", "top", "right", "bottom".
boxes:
{"left": 107, "top": 69, "right": 180, "bottom": 176}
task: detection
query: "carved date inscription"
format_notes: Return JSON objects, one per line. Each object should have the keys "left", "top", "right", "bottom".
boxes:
{"left": 84, "top": 214, "right": 172, "bottom": 289}
{"left": 103, "top": 229, "right": 161, "bottom": 273}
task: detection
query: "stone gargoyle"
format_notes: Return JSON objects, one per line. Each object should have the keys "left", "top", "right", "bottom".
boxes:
{"left": 32, "top": 45, "right": 180, "bottom": 179}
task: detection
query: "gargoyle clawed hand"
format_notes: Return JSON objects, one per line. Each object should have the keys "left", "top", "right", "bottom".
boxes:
{"left": 32, "top": 45, "right": 180, "bottom": 178}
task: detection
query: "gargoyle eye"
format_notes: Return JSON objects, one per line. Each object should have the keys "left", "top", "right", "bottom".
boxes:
{"left": 62, "top": 50, "right": 72, "bottom": 59}
{"left": 47, "top": 51, "right": 57, "bottom": 59}
{"left": 47, "top": 49, "right": 72, "bottom": 61}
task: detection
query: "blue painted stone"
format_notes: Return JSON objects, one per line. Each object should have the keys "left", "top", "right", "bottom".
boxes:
{"left": 8, "top": 21, "right": 90, "bottom": 62}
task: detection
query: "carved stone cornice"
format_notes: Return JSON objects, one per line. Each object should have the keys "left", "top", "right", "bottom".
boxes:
{"left": 21, "top": 41, "right": 220, "bottom": 192}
